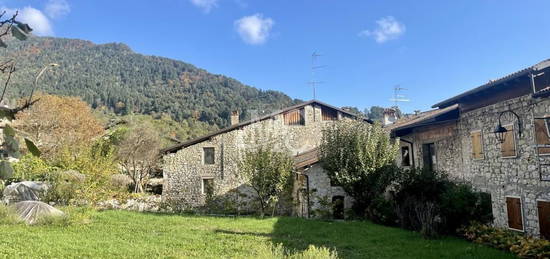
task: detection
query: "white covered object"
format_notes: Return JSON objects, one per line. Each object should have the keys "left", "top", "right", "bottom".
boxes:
{"left": 14, "top": 201, "right": 65, "bottom": 224}
{"left": 2, "top": 181, "right": 49, "bottom": 204}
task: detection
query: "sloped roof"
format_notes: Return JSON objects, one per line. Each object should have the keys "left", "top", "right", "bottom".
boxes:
{"left": 162, "top": 100, "right": 372, "bottom": 154}
{"left": 432, "top": 59, "right": 550, "bottom": 108}
{"left": 294, "top": 148, "right": 319, "bottom": 169}
{"left": 390, "top": 104, "right": 460, "bottom": 137}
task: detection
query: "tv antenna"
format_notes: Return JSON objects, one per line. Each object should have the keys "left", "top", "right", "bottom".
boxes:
{"left": 308, "top": 51, "right": 325, "bottom": 100}
{"left": 389, "top": 85, "right": 410, "bottom": 108}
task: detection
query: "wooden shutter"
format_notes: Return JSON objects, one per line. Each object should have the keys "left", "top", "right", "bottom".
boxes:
{"left": 506, "top": 197, "right": 523, "bottom": 230}
{"left": 284, "top": 109, "right": 304, "bottom": 125}
{"left": 538, "top": 201, "right": 550, "bottom": 240}
{"left": 501, "top": 125, "right": 517, "bottom": 157}
{"left": 321, "top": 108, "right": 338, "bottom": 121}
{"left": 471, "top": 131, "right": 484, "bottom": 159}
{"left": 535, "top": 119, "right": 550, "bottom": 155}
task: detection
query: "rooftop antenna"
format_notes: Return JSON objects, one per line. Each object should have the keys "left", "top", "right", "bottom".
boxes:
{"left": 308, "top": 51, "right": 325, "bottom": 100}
{"left": 389, "top": 85, "right": 410, "bottom": 108}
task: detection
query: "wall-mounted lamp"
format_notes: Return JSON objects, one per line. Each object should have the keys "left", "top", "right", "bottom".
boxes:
{"left": 493, "top": 110, "right": 522, "bottom": 144}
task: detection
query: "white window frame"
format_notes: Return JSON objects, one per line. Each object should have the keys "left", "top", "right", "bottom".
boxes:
{"left": 505, "top": 195, "right": 525, "bottom": 232}
{"left": 400, "top": 144, "right": 412, "bottom": 168}
{"left": 470, "top": 130, "right": 485, "bottom": 160}
{"left": 201, "top": 177, "right": 214, "bottom": 195}
{"left": 501, "top": 124, "right": 518, "bottom": 159}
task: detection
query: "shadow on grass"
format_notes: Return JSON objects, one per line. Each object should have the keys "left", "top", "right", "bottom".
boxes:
{"left": 268, "top": 217, "right": 515, "bottom": 259}
{"left": 270, "top": 217, "right": 346, "bottom": 257}
{"left": 214, "top": 229, "right": 272, "bottom": 238}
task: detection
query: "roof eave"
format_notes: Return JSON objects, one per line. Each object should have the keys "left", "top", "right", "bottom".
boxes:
{"left": 161, "top": 100, "right": 371, "bottom": 154}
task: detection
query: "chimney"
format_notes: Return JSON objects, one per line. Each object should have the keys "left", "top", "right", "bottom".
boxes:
{"left": 230, "top": 111, "right": 239, "bottom": 125}
{"left": 383, "top": 108, "right": 398, "bottom": 126}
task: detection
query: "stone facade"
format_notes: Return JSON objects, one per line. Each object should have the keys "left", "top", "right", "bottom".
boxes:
{"left": 295, "top": 163, "right": 354, "bottom": 218}
{"left": 162, "top": 101, "right": 354, "bottom": 216}
{"left": 395, "top": 94, "right": 550, "bottom": 237}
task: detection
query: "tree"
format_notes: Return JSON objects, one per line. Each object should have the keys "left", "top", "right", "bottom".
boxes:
{"left": 319, "top": 120, "right": 399, "bottom": 216}
{"left": 0, "top": 12, "right": 43, "bottom": 181}
{"left": 365, "top": 106, "right": 404, "bottom": 122}
{"left": 117, "top": 120, "right": 161, "bottom": 193}
{"left": 240, "top": 146, "right": 294, "bottom": 218}
{"left": 15, "top": 94, "right": 104, "bottom": 159}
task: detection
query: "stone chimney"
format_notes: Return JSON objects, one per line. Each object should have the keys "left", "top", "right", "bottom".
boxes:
{"left": 230, "top": 110, "right": 239, "bottom": 125}
{"left": 383, "top": 108, "right": 398, "bottom": 126}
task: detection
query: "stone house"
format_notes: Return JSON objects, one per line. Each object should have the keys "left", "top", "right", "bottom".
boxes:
{"left": 161, "top": 100, "right": 365, "bottom": 218}
{"left": 390, "top": 59, "right": 550, "bottom": 239}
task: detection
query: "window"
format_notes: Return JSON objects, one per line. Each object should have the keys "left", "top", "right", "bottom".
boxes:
{"left": 538, "top": 201, "right": 550, "bottom": 240}
{"left": 501, "top": 124, "right": 517, "bottom": 158}
{"left": 321, "top": 108, "right": 338, "bottom": 121}
{"left": 534, "top": 71, "right": 550, "bottom": 92}
{"left": 471, "top": 130, "right": 484, "bottom": 160}
{"left": 203, "top": 147, "right": 215, "bottom": 165}
{"left": 401, "top": 146, "right": 411, "bottom": 167}
{"left": 201, "top": 178, "right": 214, "bottom": 196}
{"left": 422, "top": 143, "right": 436, "bottom": 171}
{"left": 506, "top": 197, "right": 524, "bottom": 231}
{"left": 284, "top": 109, "right": 305, "bottom": 125}
{"left": 535, "top": 119, "right": 550, "bottom": 155}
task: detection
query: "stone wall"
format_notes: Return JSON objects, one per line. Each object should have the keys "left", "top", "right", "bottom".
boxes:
{"left": 295, "top": 163, "right": 354, "bottom": 218}
{"left": 397, "top": 95, "right": 550, "bottom": 237}
{"left": 162, "top": 104, "right": 352, "bottom": 215}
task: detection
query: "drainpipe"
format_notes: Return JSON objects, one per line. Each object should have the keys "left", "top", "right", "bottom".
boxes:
{"left": 400, "top": 138, "right": 415, "bottom": 168}
{"left": 220, "top": 139, "right": 225, "bottom": 180}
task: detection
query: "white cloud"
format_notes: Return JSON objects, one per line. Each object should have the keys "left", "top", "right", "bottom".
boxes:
{"left": 189, "top": 0, "right": 218, "bottom": 13}
{"left": 234, "top": 13, "right": 274, "bottom": 45}
{"left": 359, "top": 16, "right": 405, "bottom": 43}
{"left": 45, "top": 0, "right": 70, "bottom": 19}
{"left": 2, "top": 6, "right": 53, "bottom": 36}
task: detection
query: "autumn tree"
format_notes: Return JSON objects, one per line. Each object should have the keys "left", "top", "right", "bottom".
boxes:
{"left": 319, "top": 120, "right": 399, "bottom": 216}
{"left": 15, "top": 94, "right": 104, "bottom": 159}
{"left": 117, "top": 120, "right": 161, "bottom": 193}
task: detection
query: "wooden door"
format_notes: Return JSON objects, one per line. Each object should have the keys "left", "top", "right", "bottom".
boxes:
{"left": 506, "top": 197, "right": 523, "bottom": 231}
{"left": 332, "top": 196, "right": 344, "bottom": 220}
{"left": 538, "top": 201, "right": 550, "bottom": 239}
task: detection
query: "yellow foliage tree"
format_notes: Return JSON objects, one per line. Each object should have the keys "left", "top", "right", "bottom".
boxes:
{"left": 15, "top": 94, "right": 104, "bottom": 160}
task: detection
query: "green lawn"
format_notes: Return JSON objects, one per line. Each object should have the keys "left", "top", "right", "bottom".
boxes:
{"left": 0, "top": 209, "right": 514, "bottom": 258}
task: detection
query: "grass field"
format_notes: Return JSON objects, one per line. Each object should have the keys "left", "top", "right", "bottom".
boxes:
{"left": 0, "top": 209, "right": 515, "bottom": 258}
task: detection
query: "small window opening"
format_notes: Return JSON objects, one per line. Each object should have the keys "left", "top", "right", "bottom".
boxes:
{"left": 203, "top": 147, "right": 215, "bottom": 164}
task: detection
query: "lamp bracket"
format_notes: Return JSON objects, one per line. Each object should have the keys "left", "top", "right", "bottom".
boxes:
{"left": 497, "top": 110, "right": 522, "bottom": 137}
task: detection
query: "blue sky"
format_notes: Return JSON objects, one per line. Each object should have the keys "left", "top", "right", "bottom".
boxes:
{"left": 3, "top": 0, "right": 550, "bottom": 113}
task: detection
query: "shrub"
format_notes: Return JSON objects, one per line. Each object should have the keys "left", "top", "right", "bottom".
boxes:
{"left": 0, "top": 204, "right": 21, "bottom": 225}
{"left": 311, "top": 195, "right": 333, "bottom": 220}
{"left": 12, "top": 154, "right": 56, "bottom": 181}
{"left": 34, "top": 213, "right": 70, "bottom": 226}
{"left": 440, "top": 183, "right": 493, "bottom": 233}
{"left": 366, "top": 196, "right": 398, "bottom": 226}
{"left": 460, "top": 222, "right": 550, "bottom": 259}
{"left": 392, "top": 168, "right": 493, "bottom": 237}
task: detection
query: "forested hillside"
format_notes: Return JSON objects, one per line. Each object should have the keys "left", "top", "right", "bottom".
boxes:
{"left": 1, "top": 36, "right": 301, "bottom": 127}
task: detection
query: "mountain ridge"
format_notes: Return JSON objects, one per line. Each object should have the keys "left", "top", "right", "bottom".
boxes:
{"left": 1, "top": 35, "right": 302, "bottom": 127}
